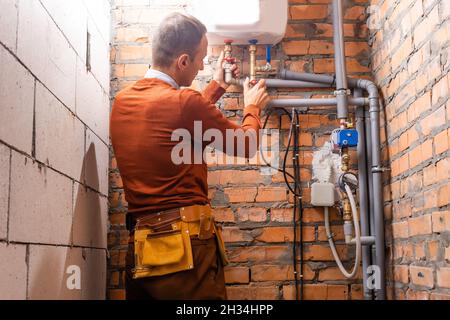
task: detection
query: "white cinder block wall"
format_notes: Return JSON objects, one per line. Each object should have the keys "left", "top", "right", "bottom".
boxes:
{"left": 0, "top": 0, "right": 110, "bottom": 300}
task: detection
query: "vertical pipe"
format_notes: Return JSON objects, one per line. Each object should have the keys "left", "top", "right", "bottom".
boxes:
{"left": 369, "top": 97, "right": 386, "bottom": 300}
{"left": 355, "top": 89, "right": 373, "bottom": 300}
{"left": 365, "top": 106, "right": 376, "bottom": 266}
{"left": 332, "top": 0, "right": 349, "bottom": 120}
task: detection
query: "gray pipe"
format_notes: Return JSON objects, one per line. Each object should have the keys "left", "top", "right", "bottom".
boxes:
{"left": 264, "top": 79, "right": 330, "bottom": 88}
{"left": 225, "top": 77, "right": 331, "bottom": 89}
{"left": 279, "top": 69, "right": 335, "bottom": 86}
{"left": 355, "top": 88, "right": 374, "bottom": 300}
{"left": 268, "top": 97, "right": 368, "bottom": 108}
{"left": 357, "top": 79, "right": 386, "bottom": 300}
{"left": 364, "top": 108, "right": 375, "bottom": 270}
{"left": 332, "top": 0, "right": 349, "bottom": 119}
{"left": 279, "top": 69, "right": 360, "bottom": 88}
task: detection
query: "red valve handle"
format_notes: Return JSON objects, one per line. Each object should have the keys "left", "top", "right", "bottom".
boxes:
{"left": 224, "top": 57, "right": 236, "bottom": 64}
{"left": 250, "top": 79, "right": 259, "bottom": 86}
{"left": 224, "top": 39, "right": 234, "bottom": 44}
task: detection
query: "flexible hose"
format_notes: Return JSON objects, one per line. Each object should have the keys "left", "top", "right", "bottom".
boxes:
{"left": 324, "top": 183, "right": 361, "bottom": 278}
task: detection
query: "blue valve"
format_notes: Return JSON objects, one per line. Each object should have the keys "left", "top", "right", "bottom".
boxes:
{"left": 332, "top": 129, "right": 359, "bottom": 148}
{"left": 248, "top": 39, "right": 258, "bottom": 45}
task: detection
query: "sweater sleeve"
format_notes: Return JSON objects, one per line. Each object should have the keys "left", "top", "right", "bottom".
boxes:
{"left": 180, "top": 81, "right": 262, "bottom": 159}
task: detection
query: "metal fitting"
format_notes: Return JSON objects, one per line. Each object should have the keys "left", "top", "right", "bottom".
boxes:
{"left": 341, "top": 148, "right": 350, "bottom": 172}
{"left": 342, "top": 197, "right": 352, "bottom": 222}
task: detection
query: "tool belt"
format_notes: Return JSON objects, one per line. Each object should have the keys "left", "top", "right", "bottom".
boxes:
{"left": 130, "top": 205, "right": 229, "bottom": 279}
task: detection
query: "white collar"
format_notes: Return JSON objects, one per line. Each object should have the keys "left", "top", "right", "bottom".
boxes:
{"left": 144, "top": 69, "right": 180, "bottom": 90}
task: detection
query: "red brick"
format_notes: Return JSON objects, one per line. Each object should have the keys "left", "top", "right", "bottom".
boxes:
{"left": 226, "top": 285, "right": 279, "bottom": 300}
{"left": 317, "top": 225, "right": 345, "bottom": 241}
{"left": 224, "top": 187, "right": 257, "bottom": 203}
{"left": 224, "top": 266, "right": 249, "bottom": 284}
{"left": 319, "top": 266, "right": 362, "bottom": 281}
{"left": 392, "top": 221, "right": 409, "bottom": 239}
{"left": 438, "top": 184, "right": 450, "bottom": 207}
{"left": 222, "top": 227, "right": 253, "bottom": 243}
{"left": 437, "top": 267, "right": 450, "bottom": 289}
{"left": 427, "top": 240, "right": 440, "bottom": 261}
{"left": 350, "top": 284, "right": 363, "bottom": 300}
{"left": 304, "top": 244, "right": 347, "bottom": 261}
{"left": 409, "top": 265, "right": 434, "bottom": 289}
{"left": 255, "top": 187, "right": 288, "bottom": 202}
{"left": 408, "top": 214, "right": 432, "bottom": 236}
{"left": 236, "top": 207, "right": 267, "bottom": 222}
{"left": 289, "top": 5, "right": 329, "bottom": 20}
{"left": 251, "top": 264, "right": 314, "bottom": 281}
{"left": 270, "top": 208, "right": 294, "bottom": 222}
{"left": 415, "top": 242, "right": 426, "bottom": 260}
{"left": 406, "top": 289, "right": 430, "bottom": 300}
{"left": 432, "top": 211, "right": 450, "bottom": 233}
{"left": 394, "top": 265, "right": 409, "bottom": 284}
{"left": 434, "top": 129, "right": 450, "bottom": 155}
{"left": 283, "top": 284, "right": 348, "bottom": 300}
{"left": 430, "top": 293, "right": 450, "bottom": 300}
{"left": 213, "top": 207, "right": 235, "bottom": 223}
{"left": 256, "top": 227, "right": 293, "bottom": 243}
{"left": 345, "top": 6, "right": 365, "bottom": 20}
{"left": 227, "top": 246, "right": 290, "bottom": 263}
{"left": 420, "top": 107, "right": 446, "bottom": 136}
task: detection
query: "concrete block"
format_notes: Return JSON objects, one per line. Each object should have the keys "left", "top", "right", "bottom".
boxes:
{"left": 0, "top": 45, "right": 34, "bottom": 154}
{"left": 87, "top": 17, "right": 110, "bottom": 92}
{"left": 81, "top": 248, "right": 107, "bottom": 299}
{"left": 17, "top": 0, "right": 77, "bottom": 111}
{"left": 85, "top": 129, "right": 109, "bottom": 196}
{"left": 40, "top": 0, "right": 88, "bottom": 60}
{"left": 75, "top": 58, "right": 110, "bottom": 142}
{"left": 35, "top": 82, "right": 85, "bottom": 181}
{"left": 83, "top": 0, "right": 111, "bottom": 43}
{"left": 0, "top": 0, "right": 19, "bottom": 51}
{"left": 9, "top": 152, "right": 73, "bottom": 245}
{"left": 28, "top": 245, "right": 106, "bottom": 300}
{"left": 0, "top": 243, "right": 27, "bottom": 300}
{"left": 0, "top": 144, "right": 10, "bottom": 240}
{"left": 72, "top": 183, "right": 108, "bottom": 249}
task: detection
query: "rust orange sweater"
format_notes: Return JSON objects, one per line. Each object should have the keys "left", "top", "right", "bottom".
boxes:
{"left": 110, "top": 79, "right": 262, "bottom": 214}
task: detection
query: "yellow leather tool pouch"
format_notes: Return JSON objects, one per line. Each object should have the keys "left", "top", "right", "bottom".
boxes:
{"left": 132, "top": 214, "right": 194, "bottom": 279}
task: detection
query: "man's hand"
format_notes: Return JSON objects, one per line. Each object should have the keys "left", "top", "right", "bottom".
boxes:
{"left": 243, "top": 78, "right": 270, "bottom": 111}
{"left": 213, "top": 51, "right": 240, "bottom": 90}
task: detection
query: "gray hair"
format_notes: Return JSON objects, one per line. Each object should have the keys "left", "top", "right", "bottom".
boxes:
{"left": 152, "top": 13, "right": 207, "bottom": 68}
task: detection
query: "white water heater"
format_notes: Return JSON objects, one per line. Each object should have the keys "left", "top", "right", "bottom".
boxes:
{"left": 189, "top": 0, "right": 288, "bottom": 45}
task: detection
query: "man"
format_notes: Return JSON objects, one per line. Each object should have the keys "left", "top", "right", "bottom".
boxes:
{"left": 110, "top": 12, "right": 270, "bottom": 300}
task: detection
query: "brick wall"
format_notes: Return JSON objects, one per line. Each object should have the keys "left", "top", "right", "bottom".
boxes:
{"left": 109, "top": 0, "right": 373, "bottom": 300}
{"left": 368, "top": 0, "right": 450, "bottom": 299}
{"left": 0, "top": 0, "right": 110, "bottom": 299}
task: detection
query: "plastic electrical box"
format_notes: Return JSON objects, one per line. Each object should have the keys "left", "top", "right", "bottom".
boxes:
{"left": 311, "top": 182, "right": 336, "bottom": 207}
{"left": 332, "top": 129, "right": 359, "bottom": 148}
{"left": 188, "top": 0, "right": 288, "bottom": 45}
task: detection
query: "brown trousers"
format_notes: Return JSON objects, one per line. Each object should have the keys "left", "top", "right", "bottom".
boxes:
{"left": 125, "top": 235, "right": 227, "bottom": 300}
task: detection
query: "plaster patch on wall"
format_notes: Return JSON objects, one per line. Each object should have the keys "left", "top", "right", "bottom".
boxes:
{"left": 312, "top": 141, "right": 342, "bottom": 184}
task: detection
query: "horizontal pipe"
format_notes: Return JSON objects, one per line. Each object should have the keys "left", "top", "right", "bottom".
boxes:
{"left": 224, "top": 77, "right": 331, "bottom": 88}
{"left": 349, "top": 236, "right": 375, "bottom": 246}
{"left": 280, "top": 69, "right": 360, "bottom": 88}
{"left": 268, "top": 97, "right": 368, "bottom": 108}
{"left": 264, "top": 79, "right": 330, "bottom": 88}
